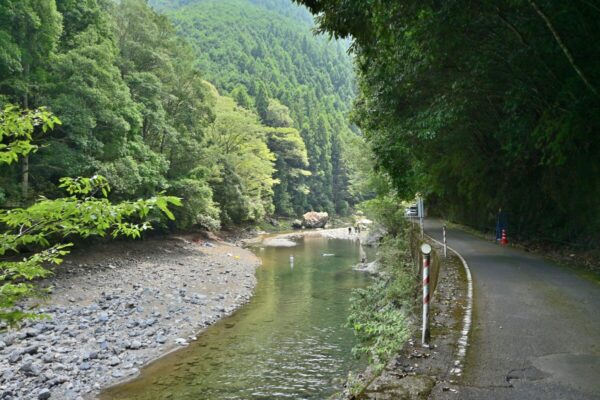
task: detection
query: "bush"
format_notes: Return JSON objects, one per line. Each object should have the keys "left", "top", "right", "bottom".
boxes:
{"left": 347, "top": 226, "right": 419, "bottom": 368}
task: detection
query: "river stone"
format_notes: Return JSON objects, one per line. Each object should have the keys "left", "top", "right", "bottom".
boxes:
{"left": 364, "top": 374, "right": 435, "bottom": 399}
{"left": 20, "top": 361, "right": 41, "bottom": 376}
{"left": 42, "top": 371, "right": 56, "bottom": 382}
{"left": 38, "top": 352, "right": 54, "bottom": 364}
{"left": 78, "top": 362, "right": 91, "bottom": 371}
{"left": 129, "top": 340, "right": 142, "bottom": 350}
{"left": 3, "top": 334, "right": 16, "bottom": 346}
{"left": 23, "top": 345, "right": 39, "bottom": 355}
{"left": 24, "top": 328, "right": 39, "bottom": 338}
{"left": 37, "top": 389, "right": 51, "bottom": 400}
{"left": 8, "top": 350, "right": 21, "bottom": 364}
{"left": 126, "top": 320, "right": 138, "bottom": 329}
{"left": 175, "top": 338, "right": 188, "bottom": 346}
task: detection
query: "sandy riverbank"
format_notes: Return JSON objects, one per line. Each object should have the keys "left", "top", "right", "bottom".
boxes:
{"left": 0, "top": 236, "right": 260, "bottom": 400}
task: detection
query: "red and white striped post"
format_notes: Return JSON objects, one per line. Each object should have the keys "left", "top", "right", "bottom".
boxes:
{"left": 500, "top": 229, "right": 508, "bottom": 246}
{"left": 443, "top": 225, "right": 447, "bottom": 258}
{"left": 420, "top": 243, "right": 432, "bottom": 346}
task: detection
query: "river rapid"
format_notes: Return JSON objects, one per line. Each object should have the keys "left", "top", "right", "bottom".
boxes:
{"left": 101, "top": 234, "right": 373, "bottom": 399}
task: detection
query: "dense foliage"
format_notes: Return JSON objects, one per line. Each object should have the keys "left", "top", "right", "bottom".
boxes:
{"left": 0, "top": 0, "right": 359, "bottom": 229}
{"left": 297, "top": 0, "right": 600, "bottom": 244}
{"left": 0, "top": 106, "right": 179, "bottom": 325}
{"left": 151, "top": 0, "right": 359, "bottom": 215}
{"left": 0, "top": 0, "right": 215, "bottom": 229}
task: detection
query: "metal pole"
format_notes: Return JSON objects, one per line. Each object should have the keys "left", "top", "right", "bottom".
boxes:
{"left": 420, "top": 243, "right": 431, "bottom": 346}
{"left": 443, "top": 225, "right": 447, "bottom": 258}
{"left": 418, "top": 198, "right": 424, "bottom": 238}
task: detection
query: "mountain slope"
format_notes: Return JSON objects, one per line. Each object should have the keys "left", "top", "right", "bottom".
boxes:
{"left": 150, "top": 0, "right": 357, "bottom": 215}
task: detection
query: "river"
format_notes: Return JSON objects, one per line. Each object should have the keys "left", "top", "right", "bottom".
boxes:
{"left": 101, "top": 235, "right": 373, "bottom": 399}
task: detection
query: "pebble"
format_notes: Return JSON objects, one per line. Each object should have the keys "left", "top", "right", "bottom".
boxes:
{"left": 38, "top": 388, "right": 51, "bottom": 400}
{"left": 8, "top": 350, "right": 22, "bottom": 364}
{"left": 129, "top": 340, "right": 142, "bottom": 350}
{"left": 79, "top": 362, "right": 91, "bottom": 371}
{"left": 98, "top": 312, "right": 109, "bottom": 323}
{"left": 23, "top": 345, "right": 39, "bottom": 355}
{"left": 155, "top": 335, "right": 167, "bottom": 344}
{"left": 175, "top": 338, "right": 188, "bottom": 346}
{"left": 20, "top": 361, "right": 41, "bottom": 376}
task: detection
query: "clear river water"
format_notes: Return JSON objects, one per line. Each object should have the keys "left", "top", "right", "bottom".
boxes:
{"left": 101, "top": 235, "right": 372, "bottom": 399}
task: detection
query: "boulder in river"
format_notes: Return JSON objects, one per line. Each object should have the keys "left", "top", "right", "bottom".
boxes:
{"left": 302, "top": 212, "right": 329, "bottom": 229}
{"left": 291, "top": 219, "right": 303, "bottom": 229}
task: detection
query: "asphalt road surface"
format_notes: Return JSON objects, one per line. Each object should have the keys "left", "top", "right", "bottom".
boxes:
{"left": 425, "top": 219, "right": 600, "bottom": 400}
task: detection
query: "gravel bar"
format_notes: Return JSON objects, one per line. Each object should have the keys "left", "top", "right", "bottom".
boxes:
{"left": 0, "top": 236, "right": 260, "bottom": 400}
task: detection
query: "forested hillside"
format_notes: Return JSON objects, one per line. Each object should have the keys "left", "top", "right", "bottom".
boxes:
{"left": 297, "top": 0, "right": 600, "bottom": 245}
{"left": 0, "top": 0, "right": 359, "bottom": 230}
{"left": 150, "top": 0, "right": 358, "bottom": 216}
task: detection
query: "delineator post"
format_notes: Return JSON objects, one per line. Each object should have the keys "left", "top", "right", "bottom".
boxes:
{"left": 443, "top": 225, "right": 447, "bottom": 258}
{"left": 420, "top": 243, "right": 432, "bottom": 346}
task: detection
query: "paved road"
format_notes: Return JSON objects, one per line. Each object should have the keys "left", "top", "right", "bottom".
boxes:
{"left": 426, "top": 219, "right": 600, "bottom": 400}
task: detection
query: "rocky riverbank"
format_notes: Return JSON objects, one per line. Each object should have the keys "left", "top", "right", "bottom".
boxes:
{"left": 0, "top": 236, "right": 260, "bottom": 400}
{"left": 245, "top": 227, "right": 369, "bottom": 247}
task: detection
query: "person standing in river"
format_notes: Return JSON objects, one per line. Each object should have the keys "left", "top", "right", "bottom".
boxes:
{"left": 348, "top": 226, "right": 352, "bottom": 235}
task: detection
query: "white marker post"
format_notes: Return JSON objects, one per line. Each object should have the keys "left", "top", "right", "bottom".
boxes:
{"left": 420, "top": 243, "right": 432, "bottom": 346}
{"left": 443, "top": 225, "right": 447, "bottom": 258}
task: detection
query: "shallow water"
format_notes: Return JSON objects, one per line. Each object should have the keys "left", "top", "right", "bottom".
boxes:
{"left": 101, "top": 236, "right": 372, "bottom": 399}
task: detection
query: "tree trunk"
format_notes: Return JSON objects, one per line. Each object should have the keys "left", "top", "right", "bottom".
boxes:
{"left": 21, "top": 156, "right": 29, "bottom": 200}
{"left": 528, "top": 0, "right": 598, "bottom": 96}
{"left": 22, "top": 63, "right": 30, "bottom": 200}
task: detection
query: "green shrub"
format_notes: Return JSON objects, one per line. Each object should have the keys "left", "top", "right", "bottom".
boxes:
{"left": 347, "top": 226, "right": 419, "bottom": 368}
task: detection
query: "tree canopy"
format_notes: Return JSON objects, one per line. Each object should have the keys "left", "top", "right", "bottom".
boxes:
{"left": 296, "top": 0, "right": 600, "bottom": 243}
{"left": 0, "top": 0, "right": 360, "bottom": 229}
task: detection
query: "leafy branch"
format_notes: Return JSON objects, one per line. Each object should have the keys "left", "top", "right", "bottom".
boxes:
{"left": 0, "top": 105, "right": 180, "bottom": 327}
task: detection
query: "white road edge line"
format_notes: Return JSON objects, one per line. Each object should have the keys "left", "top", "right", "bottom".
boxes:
{"left": 427, "top": 234, "right": 473, "bottom": 377}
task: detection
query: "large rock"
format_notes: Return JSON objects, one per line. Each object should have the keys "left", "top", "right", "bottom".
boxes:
{"left": 302, "top": 212, "right": 329, "bottom": 229}
{"left": 291, "top": 219, "right": 303, "bottom": 229}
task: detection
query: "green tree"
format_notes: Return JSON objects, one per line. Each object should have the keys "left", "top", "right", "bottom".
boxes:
{"left": 266, "top": 127, "right": 311, "bottom": 216}
{"left": 255, "top": 82, "right": 270, "bottom": 123}
{"left": 264, "top": 99, "right": 294, "bottom": 128}
{"left": 0, "top": 0, "right": 63, "bottom": 199}
{"left": 0, "top": 105, "right": 179, "bottom": 326}
{"left": 231, "top": 84, "right": 253, "bottom": 109}
{"left": 203, "top": 90, "right": 276, "bottom": 225}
